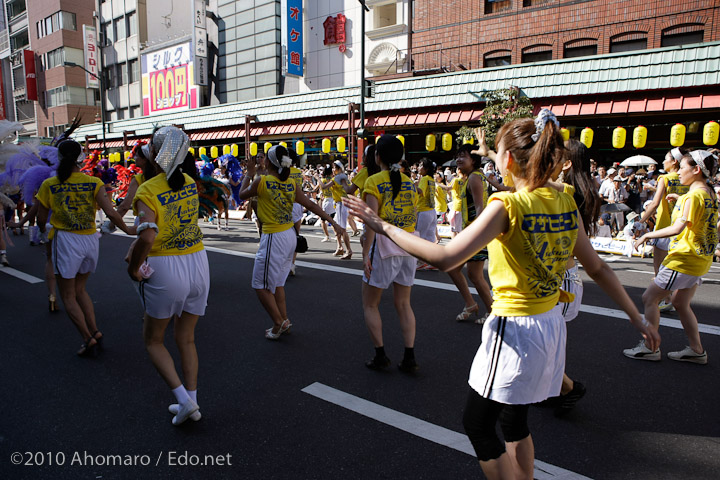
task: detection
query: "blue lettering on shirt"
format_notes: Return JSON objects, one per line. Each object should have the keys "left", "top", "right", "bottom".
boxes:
{"left": 157, "top": 183, "right": 198, "bottom": 206}
{"left": 522, "top": 211, "right": 578, "bottom": 233}
{"left": 50, "top": 183, "right": 96, "bottom": 194}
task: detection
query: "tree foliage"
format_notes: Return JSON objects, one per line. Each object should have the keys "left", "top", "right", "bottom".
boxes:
{"left": 455, "top": 87, "right": 533, "bottom": 150}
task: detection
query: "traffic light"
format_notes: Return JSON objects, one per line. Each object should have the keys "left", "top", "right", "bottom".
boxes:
{"left": 363, "top": 79, "right": 375, "bottom": 98}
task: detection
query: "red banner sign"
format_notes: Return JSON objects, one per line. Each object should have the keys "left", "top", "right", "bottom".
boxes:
{"left": 24, "top": 50, "right": 37, "bottom": 101}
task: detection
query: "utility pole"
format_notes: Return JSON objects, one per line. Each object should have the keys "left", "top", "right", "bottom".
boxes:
{"left": 357, "top": 0, "right": 370, "bottom": 167}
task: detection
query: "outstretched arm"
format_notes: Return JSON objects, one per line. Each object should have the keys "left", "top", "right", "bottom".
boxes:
{"left": 344, "top": 195, "right": 509, "bottom": 271}
{"left": 573, "top": 218, "right": 660, "bottom": 351}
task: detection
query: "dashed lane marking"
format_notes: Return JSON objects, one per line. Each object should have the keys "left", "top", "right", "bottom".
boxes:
{"left": 302, "top": 382, "right": 593, "bottom": 480}
{"left": 0, "top": 266, "right": 44, "bottom": 284}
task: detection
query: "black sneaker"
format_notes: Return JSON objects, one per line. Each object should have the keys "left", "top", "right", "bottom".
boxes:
{"left": 365, "top": 355, "right": 391, "bottom": 371}
{"left": 397, "top": 358, "right": 419, "bottom": 373}
{"left": 554, "top": 381, "right": 586, "bottom": 417}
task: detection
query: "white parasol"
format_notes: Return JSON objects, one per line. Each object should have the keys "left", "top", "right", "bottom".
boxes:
{"left": 620, "top": 155, "right": 657, "bottom": 167}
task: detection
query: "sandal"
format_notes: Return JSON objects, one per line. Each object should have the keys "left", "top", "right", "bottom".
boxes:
{"left": 333, "top": 249, "right": 345, "bottom": 257}
{"left": 265, "top": 319, "right": 292, "bottom": 340}
{"left": 92, "top": 330, "right": 104, "bottom": 350}
{"left": 455, "top": 304, "right": 479, "bottom": 322}
{"left": 77, "top": 337, "right": 98, "bottom": 357}
{"left": 48, "top": 294, "right": 58, "bottom": 313}
{"left": 340, "top": 251, "right": 352, "bottom": 260}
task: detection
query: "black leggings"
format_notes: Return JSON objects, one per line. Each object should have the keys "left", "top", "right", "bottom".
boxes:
{"left": 462, "top": 388, "right": 530, "bottom": 461}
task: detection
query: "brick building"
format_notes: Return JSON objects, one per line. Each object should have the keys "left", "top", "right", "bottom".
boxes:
{"left": 411, "top": 0, "right": 720, "bottom": 72}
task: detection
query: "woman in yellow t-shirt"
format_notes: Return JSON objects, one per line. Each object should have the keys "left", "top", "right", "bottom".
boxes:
{"left": 415, "top": 158, "right": 437, "bottom": 244}
{"left": 36, "top": 140, "right": 130, "bottom": 358}
{"left": 240, "top": 146, "right": 341, "bottom": 340}
{"left": 638, "top": 147, "right": 690, "bottom": 309}
{"left": 360, "top": 135, "right": 419, "bottom": 372}
{"left": 319, "top": 160, "right": 354, "bottom": 258}
{"left": 345, "top": 112, "right": 658, "bottom": 478}
{"left": 317, "top": 165, "right": 336, "bottom": 242}
{"left": 126, "top": 127, "right": 208, "bottom": 425}
{"left": 630, "top": 150, "right": 718, "bottom": 364}
{"left": 448, "top": 169, "right": 466, "bottom": 237}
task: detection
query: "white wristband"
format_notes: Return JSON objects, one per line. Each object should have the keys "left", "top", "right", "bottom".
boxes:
{"left": 137, "top": 222, "right": 159, "bottom": 234}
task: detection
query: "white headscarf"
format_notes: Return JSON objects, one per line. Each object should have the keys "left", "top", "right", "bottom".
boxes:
{"left": 143, "top": 126, "right": 189, "bottom": 178}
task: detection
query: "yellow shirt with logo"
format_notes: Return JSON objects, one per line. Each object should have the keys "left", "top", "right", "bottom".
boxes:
{"left": 352, "top": 168, "right": 369, "bottom": 197}
{"left": 434, "top": 182, "right": 448, "bottom": 213}
{"left": 133, "top": 173, "right": 204, "bottom": 256}
{"left": 36, "top": 172, "right": 104, "bottom": 238}
{"left": 256, "top": 174, "right": 296, "bottom": 234}
{"left": 417, "top": 175, "right": 436, "bottom": 212}
{"left": 331, "top": 173, "right": 348, "bottom": 202}
{"left": 462, "top": 170, "right": 489, "bottom": 228}
{"left": 363, "top": 170, "right": 418, "bottom": 232}
{"left": 656, "top": 173, "right": 689, "bottom": 230}
{"left": 487, "top": 187, "right": 579, "bottom": 316}
{"left": 288, "top": 166, "right": 303, "bottom": 192}
{"left": 450, "top": 177, "right": 465, "bottom": 212}
{"left": 664, "top": 188, "right": 718, "bottom": 276}
{"left": 321, "top": 176, "right": 333, "bottom": 199}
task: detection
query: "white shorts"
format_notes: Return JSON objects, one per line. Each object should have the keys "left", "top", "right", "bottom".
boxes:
{"left": 137, "top": 250, "right": 210, "bottom": 319}
{"left": 363, "top": 238, "right": 416, "bottom": 289}
{"left": 654, "top": 265, "right": 703, "bottom": 291}
{"left": 252, "top": 227, "right": 296, "bottom": 293}
{"left": 551, "top": 265, "right": 583, "bottom": 322}
{"left": 322, "top": 198, "right": 335, "bottom": 215}
{"left": 468, "top": 310, "right": 566, "bottom": 405}
{"left": 416, "top": 210, "right": 437, "bottom": 242}
{"left": 448, "top": 210, "right": 463, "bottom": 233}
{"left": 334, "top": 201, "right": 349, "bottom": 229}
{"left": 52, "top": 230, "right": 99, "bottom": 279}
{"left": 652, "top": 237, "right": 671, "bottom": 251}
{"left": 292, "top": 203, "right": 303, "bottom": 224}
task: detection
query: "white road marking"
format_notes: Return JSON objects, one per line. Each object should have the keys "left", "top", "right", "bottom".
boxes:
{"left": 0, "top": 266, "right": 44, "bottom": 284}
{"left": 302, "top": 382, "right": 593, "bottom": 480}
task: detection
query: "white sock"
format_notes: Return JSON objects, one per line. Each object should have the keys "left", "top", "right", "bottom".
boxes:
{"left": 0, "top": 250, "right": 5, "bottom": 254}
{"left": 187, "top": 389, "right": 197, "bottom": 403}
{"left": 172, "top": 385, "right": 191, "bottom": 405}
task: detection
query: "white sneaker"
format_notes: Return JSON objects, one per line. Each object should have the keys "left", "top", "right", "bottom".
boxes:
{"left": 290, "top": 264, "right": 296, "bottom": 276}
{"left": 623, "top": 340, "right": 661, "bottom": 361}
{"left": 658, "top": 300, "right": 675, "bottom": 312}
{"left": 668, "top": 346, "right": 707, "bottom": 364}
{"left": 169, "top": 403, "right": 202, "bottom": 421}
{"left": 171, "top": 399, "right": 200, "bottom": 425}
{"left": 321, "top": 237, "right": 331, "bottom": 242}
{"left": 0, "top": 254, "right": 8, "bottom": 266}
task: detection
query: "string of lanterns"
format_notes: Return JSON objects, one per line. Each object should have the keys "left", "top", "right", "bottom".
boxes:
{"left": 575, "top": 121, "right": 719, "bottom": 149}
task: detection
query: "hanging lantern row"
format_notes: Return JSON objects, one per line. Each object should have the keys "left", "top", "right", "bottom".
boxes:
{"left": 578, "top": 121, "right": 719, "bottom": 149}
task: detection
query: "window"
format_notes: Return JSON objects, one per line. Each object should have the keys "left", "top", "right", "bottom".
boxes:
{"left": 7, "top": 0, "right": 26, "bottom": 19}
{"left": 485, "top": 0, "right": 511, "bottom": 15}
{"left": 128, "top": 59, "right": 139, "bottom": 83}
{"left": 374, "top": 4, "right": 397, "bottom": 29}
{"left": 484, "top": 51, "right": 512, "bottom": 67}
{"left": 36, "top": 11, "right": 77, "bottom": 38}
{"left": 115, "top": 63, "right": 127, "bottom": 87}
{"left": 101, "top": 22, "right": 113, "bottom": 44}
{"left": 609, "top": 33, "right": 647, "bottom": 53}
{"left": 661, "top": 26, "right": 703, "bottom": 47}
{"left": 116, "top": 108, "right": 127, "bottom": 120}
{"left": 130, "top": 106, "right": 142, "bottom": 118}
{"left": 521, "top": 46, "right": 552, "bottom": 63}
{"left": 563, "top": 40, "right": 598, "bottom": 59}
{"left": 10, "top": 30, "right": 28, "bottom": 50}
{"left": 46, "top": 86, "right": 68, "bottom": 108}
{"left": 47, "top": 123, "right": 69, "bottom": 138}
{"left": 44, "top": 47, "right": 64, "bottom": 69}
{"left": 127, "top": 11, "right": 137, "bottom": 37}
{"left": 114, "top": 17, "right": 126, "bottom": 41}
{"left": 523, "top": 0, "right": 551, "bottom": 6}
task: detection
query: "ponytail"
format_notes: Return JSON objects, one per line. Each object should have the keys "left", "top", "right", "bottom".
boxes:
{"left": 390, "top": 168, "right": 402, "bottom": 200}
{"left": 563, "top": 139, "right": 601, "bottom": 235}
{"left": 496, "top": 115, "right": 565, "bottom": 191}
{"left": 167, "top": 168, "right": 186, "bottom": 192}
{"left": 375, "top": 134, "right": 405, "bottom": 199}
{"left": 56, "top": 140, "right": 82, "bottom": 183}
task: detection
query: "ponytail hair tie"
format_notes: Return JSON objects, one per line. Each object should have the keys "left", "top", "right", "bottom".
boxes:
{"left": 390, "top": 163, "right": 402, "bottom": 172}
{"left": 531, "top": 108, "right": 560, "bottom": 142}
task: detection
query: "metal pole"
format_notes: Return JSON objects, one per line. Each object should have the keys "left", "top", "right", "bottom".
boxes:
{"left": 359, "top": 1, "right": 367, "bottom": 133}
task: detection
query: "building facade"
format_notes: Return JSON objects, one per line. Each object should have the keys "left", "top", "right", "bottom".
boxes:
{"left": 411, "top": 0, "right": 720, "bottom": 73}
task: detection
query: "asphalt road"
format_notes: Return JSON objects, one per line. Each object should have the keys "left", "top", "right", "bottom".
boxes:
{"left": 1, "top": 219, "right": 719, "bottom": 480}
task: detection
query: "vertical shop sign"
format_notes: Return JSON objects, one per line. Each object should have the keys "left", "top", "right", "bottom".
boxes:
{"left": 23, "top": 50, "right": 37, "bottom": 101}
{"left": 193, "top": 0, "right": 208, "bottom": 85}
{"left": 287, "top": 0, "right": 303, "bottom": 76}
{"left": 83, "top": 25, "right": 100, "bottom": 89}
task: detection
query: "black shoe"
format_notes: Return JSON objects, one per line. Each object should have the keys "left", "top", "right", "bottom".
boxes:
{"left": 397, "top": 358, "right": 419, "bottom": 373}
{"left": 366, "top": 355, "right": 391, "bottom": 370}
{"left": 535, "top": 395, "right": 562, "bottom": 408}
{"left": 554, "top": 381, "right": 586, "bottom": 417}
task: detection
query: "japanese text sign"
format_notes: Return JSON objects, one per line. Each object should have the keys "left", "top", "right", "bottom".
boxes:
{"left": 287, "top": 0, "right": 303, "bottom": 76}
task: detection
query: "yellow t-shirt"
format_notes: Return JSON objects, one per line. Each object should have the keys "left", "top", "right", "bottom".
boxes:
{"left": 487, "top": 187, "right": 579, "bottom": 316}
{"left": 663, "top": 188, "right": 718, "bottom": 276}
{"left": 321, "top": 176, "right": 333, "bottom": 199}
{"left": 462, "top": 170, "right": 489, "bottom": 228}
{"left": 288, "top": 167, "right": 303, "bottom": 192}
{"left": 656, "top": 173, "right": 689, "bottom": 230}
{"left": 256, "top": 174, "right": 296, "bottom": 234}
{"left": 352, "top": 168, "right": 369, "bottom": 197}
{"left": 450, "top": 177, "right": 466, "bottom": 212}
{"left": 133, "top": 173, "right": 204, "bottom": 256}
{"left": 36, "top": 172, "right": 104, "bottom": 238}
{"left": 417, "top": 175, "right": 436, "bottom": 212}
{"left": 331, "top": 173, "right": 348, "bottom": 202}
{"left": 434, "top": 182, "right": 448, "bottom": 213}
{"left": 363, "top": 170, "right": 418, "bottom": 232}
